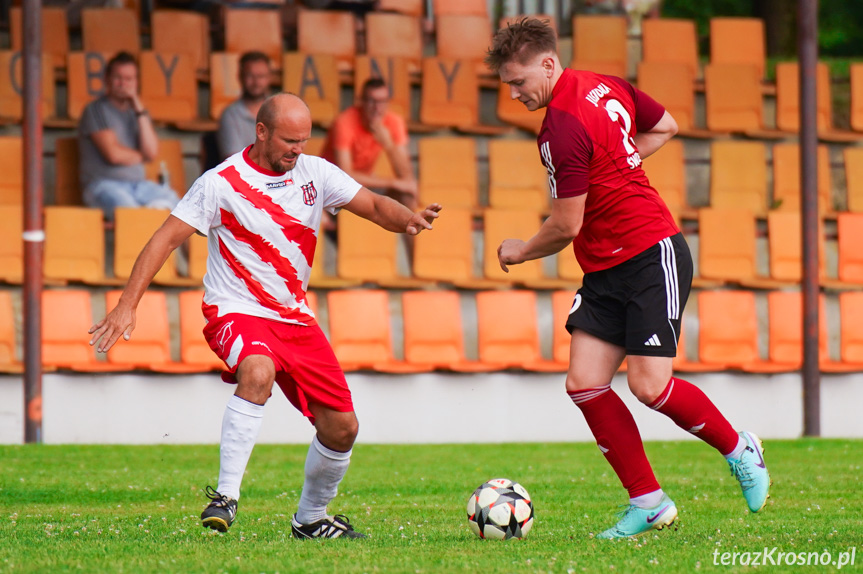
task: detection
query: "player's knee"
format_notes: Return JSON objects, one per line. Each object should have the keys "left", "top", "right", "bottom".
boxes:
{"left": 321, "top": 418, "right": 358, "bottom": 452}
{"left": 627, "top": 374, "right": 665, "bottom": 405}
{"left": 235, "top": 361, "right": 275, "bottom": 403}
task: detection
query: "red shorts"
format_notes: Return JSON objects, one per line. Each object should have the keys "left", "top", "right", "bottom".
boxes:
{"left": 202, "top": 312, "right": 353, "bottom": 422}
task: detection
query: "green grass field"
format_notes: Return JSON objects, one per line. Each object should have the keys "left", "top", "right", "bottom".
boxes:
{"left": 1, "top": 440, "right": 860, "bottom": 573}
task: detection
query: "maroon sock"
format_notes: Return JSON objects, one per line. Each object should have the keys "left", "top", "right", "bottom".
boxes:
{"left": 569, "top": 385, "right": 660, "bottom": 498}
{"left": 649, "top": 377, "right": 739, "bottom": 456}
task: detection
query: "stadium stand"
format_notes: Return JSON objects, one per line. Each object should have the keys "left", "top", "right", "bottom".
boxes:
{"left": 282, "top": 53, "right": 340, "bottom": 125}
{"left": 66, "top": 51, "right": 109, "bottom": 121}
{"left": 767, "top": 210, "right": 826, "bottom": 284}
{"left": 420, "top": 57, "right": 479, "bottom": 128}
{"left": 0, "top": 290, "right": 22, "bottom": 373}
{"left": 113, "top": 207, "right": 197, "bottom": 286}
{"left": 150, "top": 10, "right": 210, "bottom": 76}
{"left": 836, "top": 213, "right": 863, "bottom": 285}
{"left": 43, "top": 206, "right": 109, "bottom": 285}
{"left": 139, "top": 52, "right": 198, "bottom": 123}
{"left": 177, "top": 290, "right": 226, "bottom": 371}
{"left": 353, "top": 56, "right": 411, "bottom": 121}
{"left": 81, "top": 8, "right": 140, "bottom": 56}
{"left": 0, "top": 51, "right": 55, "bottom": 122}
{"left": 297, "top": 9, "right": 357, "bottom": 73}
{"left": 704, "top": 63, "right": 779, "bottom": 135}
{"left": 432, "top": 0, "right": 487, "bottom": 16}
{"left": 143, "top": 138, "right": 186, "bottom": 196}
{"left": 570, "top": 15, "right": 628, "bottom": 78}
{"left": 673, "top": 323, "right": 722, "bottom": 373}
{"left": 556, "top": 249, "right": 584, "bottom": 286}
{"left": 851, "top": 63, "right": 863, "bottom": 132}
{"left": 641, "top": 138, "right": 693, "bottom": 219}
{"left": 209, "top": 52, "right": 241, "bottom": 122}
{"left": 772, "top": 143, "right": 833, "bottom": 215}
{"left": 10, "top": 6, "right": 69, "bottom": 72}
{"left": 224, "top": 8, "right": 282, "bottom": 69}
{"left": 435, "top": 14, "right": 493, "bottom": 76}
{"left": 637, "top": 61, "right": 705, "bottom": 137}
{"left": 364, "top": 13, "right": 424, "bottom": 72}
{"left": 843, "top": 147, "right": 863, "bottom": 212}
{"left": 308, "top": 229, "right": 362, "bottom": 289}
{"left": 496, "top": 82, "right": 545, "bottom": 133}
{"left": 54, "top": 137, "right": 81, "bottom": 206}
{"left": 709, "top": 17, "right": 766, "bottom": 79}
{"left": 709, "top": 140, "right": 768, "bottom": 216}
{"left": 417, "top": 137, "right": 480, "bottom": 210}
{"left": 482, "top": 209, "right": 544, "bottom": 286}
{"left": 487, "top": 139, "right": 549, "bottom": 211}
{"left": 0, "top": 136, "right": 23, "bottom": 205}
{"left": 838, "top": 292, "right": 863, "bottom": 365}
{"left": 0, "top": 206, "right": 23, "bottom": 284}
{"left": 775, "top": 61, "right": 831, "bottom": 133}
{"left": 641, "top": 18, "right": 699, "bottom": 80}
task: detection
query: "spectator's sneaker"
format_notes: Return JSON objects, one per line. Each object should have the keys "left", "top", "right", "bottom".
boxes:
{"left": 728, "top": 431, "right": 771, "bottom": 512}
{"left": 200, "top": 486, "right": 237, "bottom": 532}
{"left": 291, "top": 514, "right": 367, "bottom": 539}
{"left": 596, "top": 494, "right": 678, "bottom": 539}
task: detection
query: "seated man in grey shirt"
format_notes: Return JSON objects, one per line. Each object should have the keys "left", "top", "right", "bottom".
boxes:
{"left": 78, "top": 51, "right": 180, "bottom": 221}
{"left": 217, "top": 51, "right": 273, "bottom": 159}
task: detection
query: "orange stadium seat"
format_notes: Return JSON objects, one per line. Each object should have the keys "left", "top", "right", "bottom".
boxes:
{"left": 42, "top": 289, "right": 131, "bottom": 371}
{"left": 418, "top": 136, "right": 479, "bottom": 209}
{"left": 0, "top": 136, "right": 23, "bottom": 205}
{"left": 308, "top": 231, "right": 361, "bottom": 289}
{"left": 775, "top": 61, "right": 832, "bottom": 133}
{"left": 697, "top": 207, "right": 757, "bottom": 284}
{"left": 837, "top": 213, "right": 863, "bottom": 285}
{"left": 188, "top": 233, "right": 208, "bottom": 282}
{"left": 637, "top": 62, "right": 697, "bottom": 135}
{"left": 709, "top": 140, "right": 768, "bottom": 216}
{"left": 766, "top": 211, "right": 825, "bottom": 283}
{"left": 43, "top": 206, "right": 107, "bottom": 284}
{"left": 365, "top": 13, "right": 424, "bottom": 73}
{"left": 151, "top": 9, "right": 210, "bottom": 74}
{"left": 139, "top": 52, "right": 198, "bottom": 123}
{"left": 327, "top": 289, "right": 431, "bottom": 372}
{"left": 378, "top": 0, "right": 424, "bottom": 16}
{"left": 0, "top": 290, "right": 22, "bottom": 373}
{"left": 642, "top": 138, "right": 691, "bottom": 218}
{"left": 851, "top": 64, "right": 863, "bottom": 132}
{"left": 551, "top": 290, "right": 575, "bottom": 367}
{"left": 298, "top": 9, "right": 356, "bottom": 72}
{"left": 704, "top": 64, "right": 765, "bottom": 133}
{"left": 209, "top": 52, "right": 241, "bottom": 121}
{"left": 282, "top": 53, "right": 340, "bottom": 125}
{"left": 710, "top": 17, "right": 766, "bottom": 79}
{"left": 496, "top": 82, "right": 545, "bottom": 133}
{"left": 420, "top": 57, "right": 479, "bottom": 128}
{"left": 54, "top": 137, "right": 81, "bottom": 206}
{"left": 487, "top": 139, "right": 549, "bottom": 211}
{"left": 67, "top": 51, "right": 109, "bottom": 120}
{"left": 303, "top": 137, "right": 325, "bottom": 157}
{"left": 843, "top": 147, "right": 863, "bottom": 213}
{"left": 556, "top": 248, "right": 584, "bottom": 285}
{"left": 476, "top": 290, "right": 562, "bottom": 371}
{"left": 673, "top": 322, "right": 721, "bottom": 373}
{"left": 0, "top": 205, "right": 23, "bottom": 283}
{"left": 114, "top": 207, "right": 196, "bottom": 286}
{"left": 772, "top": 143, "right": 833, "bottom": 214}
{"left": 81, "top": 8, "right": 140, "bottom": 56}
{"left": 353, "top": 56, "right": 411, "bottom": 121}
{"left": 432, "top": 0, "right": 487, "bottom": 16}
{"left": 764, "top": 290, "right": 846, "bottom": 371}
{"left": 641, "top": 18, "right": 699, "bottom": 80}
{"left": 839, "top": 292, "right": 863, "bottom": 365}
{"left": 224, "top": 9, "right": 282, "bottom": 69}
{"left": 435, "top": 15, "right": 492, "bottom": 75}
{"left": 0, "top": 51, "right": 55, "bottom": 122}
{"left": 144, "top": 139, "right": 186, "bottom": 196}
{"left": 402, "top": 290, "right": 500, "bottom": 371}
{"left": 177, "top": 290, "right": 225, "bottom": 371}
{"left": 10, "top": 6, "right": 69, "bottom": 71}
{"left": 571, "top": 15, "right": 628, "bottom": 78}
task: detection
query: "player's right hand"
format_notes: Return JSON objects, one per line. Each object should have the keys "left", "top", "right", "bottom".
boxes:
{"left": 406, "top": 203, "right": 442, "bottom": 235}
{"left": 88, "top": 304, "right": 136, "bottom": 353}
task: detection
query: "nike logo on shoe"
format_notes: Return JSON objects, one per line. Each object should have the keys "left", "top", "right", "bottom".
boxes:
{"left": 646, "top": 506, "right": 671, "bottom": 523}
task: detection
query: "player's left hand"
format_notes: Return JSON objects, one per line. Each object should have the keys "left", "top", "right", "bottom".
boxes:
{"left": 498, "top": 239, "right": 526, "bottom": 272}
{"left": 406, "top": 203, "right": 442, "bottom": 235}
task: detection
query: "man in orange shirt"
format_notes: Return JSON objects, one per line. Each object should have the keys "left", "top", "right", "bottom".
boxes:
{"left": 322, "top": 78, "right": 417, "bottom": 210}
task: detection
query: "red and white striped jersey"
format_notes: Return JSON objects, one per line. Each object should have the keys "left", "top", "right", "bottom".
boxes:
{"left": 172, "top": 146, "right": 361, "bottom": 326}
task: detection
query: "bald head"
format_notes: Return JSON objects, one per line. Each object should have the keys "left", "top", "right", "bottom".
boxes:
{"left": 250, "top": 93, "right": 312, "bottom": 173}
{"left": 257, "top": 92, "right": 311, "bottom": 132}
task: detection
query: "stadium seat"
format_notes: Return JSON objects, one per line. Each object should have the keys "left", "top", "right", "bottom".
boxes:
{"left": 704, "top": 64, "right": 768, "bottom": 133}
{"left": 209, "top": 52, "right": 241, "bottom": 121}
{"left": 487, "top": 139, "right": 549, "bottom": 211}
{"left": 54, "top": 137, "right": 82, "bottom": 206}
{"left": 282, "top": 53, "right": 340, "bottom": 125}
{"left": 766, "top": 211, "right": 825, "bottom": 283}
{"left": 188, "top": 233, "right": 208, "bottom": 282}
{"left": 298, "top": 9, "right": 356, "bottom": 73}
{"left": 143, "top": 139, "right": 186, "bottom": 196}
{"left": 838, "top": 292, "right": 863, "bottom": 365}
{"left": 177, "top": 290, "right": 225, "bottom": 371}
{"left": 418, "top": 137, "right": 479, "bottom": 209}
{"left": 775, "top": 61, "right": 839, "bottom": 135}
{"left": 475, "top": 290, "right": 562, "bottom": 371}
{"left": 336, "top": 210, "right": 429, "bottom": 287}
{"left": 551, "top": 290, "right": 575, "bottom": 368}
{"left": 673, "top": 322, "right": 721, "bottom": 373}
{"left": 837, "top": 213, "right": 863, "bottom": 285}
{"left": 378, "top": 0, "right": 424, "bottom": 16}
{"left": 224, "top": 9, "right": 282, "bottom": 69}
{"left": 851, "top": 63, "right": 863, "bottom": 132}
{"left": 67, "top": 51, "right": 109, "bottom": 120}
{"left": 42, "top": 289, "right": 131, "bottom": 371}
{"left": 641, "top": 18, "right": 699, "bottom": 80}
{"left": 435, "top": 14, "right": 493, "bottom": 76}
{"left": 402, "top": 290, "right": 501, "bottom": 371}
{"left": 772, "top": 143, "right": 833, "bottom": 214}
{"left": 697, "top": 290, "right": 787, "bottom": 372}
{"left": 432, "top": 0, "right": 487, "bottom": 16}
{"left": 365, "top": 13, "right": 424, "bottom": 73}
{"left": 353, "top": 56, "right": 411, "bottom": 121}
{"left": 637, "top": 62, "right": 699, "bottom": 136}
{"left": 114, "top": 207, "right": 197, "bottom": 286}
{"left": 641, "top": 138, "right": 692, "bottom": 218}
{"left": 151, "top": 10, "right": 210, "bottom": 75}
{"left": 570, "top": 15, "right": 627, "bottom": 78}
{"left": 0, "top": 290, "right": 22, "bottom": 373}
{"left": 0, "top": 136, "right": 23, "bottom": 205}
{"left": 327, "top": 289, "right": 431, "bottom": 372}
{"left": 0, "top": 52, "right": 55, "bottom": 123}
{"left": 139, "top": 52, "right": 198, "bottom": 123}
{"left": 499, "top": 14, "right": 558, "bottom": 31}
{"left": 307, "top": 230, "right": 362, "bottom": 289}
{"left": 10, "top": 6, "right": 69, "bottom": 71}
{"left": 556, "top": 248, "right": 584, "bottom": 285}
{"left": 420, "top": 57, "right": 479, "bottom": 128}
{"left": 105, "top": 290, "right": 203, "bottom": 372}
{"left": 709, "top": 140, "right": 768, "bottom": 216}
{"left": 0, "top": 205, "right": 22, "bottom": 283}
{"left": 709, "top": 17, "right": 766, "bottom": 79}
{"left": 44, "top": 206, "right": 108, "bottom": 284}
{"left": 496, "top": 82, "right": 545, "bottom": 133}
{"left": 843, "top": 147, "right": 863, "bottom": 213}
{"left": 81, "top": 8, "right": 140, "bottom": 56}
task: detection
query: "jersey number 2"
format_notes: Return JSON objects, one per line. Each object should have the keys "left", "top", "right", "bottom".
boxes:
{"left": 604, "top": 99, "right": 641, "bottom": 168}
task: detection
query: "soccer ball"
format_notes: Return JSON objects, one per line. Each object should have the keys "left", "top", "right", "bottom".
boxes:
{"left": 466, "top": 478, "right": 534, "bottom": 540}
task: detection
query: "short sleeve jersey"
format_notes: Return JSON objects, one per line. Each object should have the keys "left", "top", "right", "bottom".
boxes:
{"left": 77, "top": 96, "right": 145, "bottom": 186}
{"left": 321, "top": 106, "right": 408, "bottom": 173}
{"left": 539, "top": 68, "right": 679, "bottom": 273}
{"left": 171, "top": 146, "right": 361, "bottom": 326}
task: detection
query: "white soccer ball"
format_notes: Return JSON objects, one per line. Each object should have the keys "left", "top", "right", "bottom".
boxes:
{"left": 466, "top": 478, "right": 534, "bottom": 540}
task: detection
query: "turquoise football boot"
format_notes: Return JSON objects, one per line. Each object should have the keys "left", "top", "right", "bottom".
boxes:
{"left": 596, "top": 494, "right": 678, "bottom": 539}
{"left": 728, "top": 431, "right": 770, "bottom": 512}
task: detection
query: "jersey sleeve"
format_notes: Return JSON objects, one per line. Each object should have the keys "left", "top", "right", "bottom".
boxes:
{"left": 539, "top": 110, "right": 593, "bottom": 199}
{"left": 171, "top": 174, "right": 220, "bottom": 235}
{"left": 603, "top": 75, "right": 666, "bottom": 133}
{"left": 312, "top": 157, "right": 363, "bottom": 214}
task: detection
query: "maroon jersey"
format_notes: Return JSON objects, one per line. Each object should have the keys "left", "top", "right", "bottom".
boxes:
{"left": 539, "top": 68, "right": 680, "bottom": 273}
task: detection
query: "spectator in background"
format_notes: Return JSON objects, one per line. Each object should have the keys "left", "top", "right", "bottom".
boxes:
{"left": 78, "top": 51, "right": 180, "bottom": 221}
{"left": 218, "top": 51, "right": 273, "bottom": 160}
{"left": 322, "top": 78, "right": 417, "bottom": 211}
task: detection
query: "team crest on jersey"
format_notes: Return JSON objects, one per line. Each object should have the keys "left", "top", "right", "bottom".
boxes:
{"left": 266, "top": 178, "right": 293, "bottom": 189}
{"left": 301, "top": 181, "right": 318, "bottom": 206}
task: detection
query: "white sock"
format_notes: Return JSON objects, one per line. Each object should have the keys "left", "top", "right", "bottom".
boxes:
{"left": 216, "top": 395, "right": 265, "bottom": 500}
{"left": 296, "top": 435, "right": 352, "bottom": 525}
{"left": 724, "top": 435, "right": 747, "bottom": 461}
{"left": 630, "top": 488, "right": 665, "bottom": 509}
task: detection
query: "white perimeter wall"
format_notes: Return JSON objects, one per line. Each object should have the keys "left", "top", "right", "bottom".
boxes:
{"left": 0, "top": 371, "right": 861, "bottom": 444}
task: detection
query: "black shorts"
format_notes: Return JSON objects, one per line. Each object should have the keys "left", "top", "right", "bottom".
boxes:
{"left": 565, "top": 233, "right": 693, "bottom": 357}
